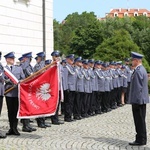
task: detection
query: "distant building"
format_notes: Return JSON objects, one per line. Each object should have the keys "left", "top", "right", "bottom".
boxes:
{"left": 105, "top": 8, "right": 150, "bottom": 18}
{"left": 0, "top": 0, "right": 53, "bottom": 64}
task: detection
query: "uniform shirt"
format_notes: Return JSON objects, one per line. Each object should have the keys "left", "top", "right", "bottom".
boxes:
{"left": 88, "top": 68, "right": 97, "bottom": 92}
{"left": 111, "top": 68, "right": 118, "bottom": 89}
{"left": 94, "top": 69, "right": 105, "bottom": 92}
{"left": 63, "top": 63, "right": 76, "bottom": 91}
{"left": 125, "top": 65, "right": 132, "bottom": 83}
{"left": 20, "top": 59, "right": 33, "bottom": 77}
{"left": 82, "top": 68, "right": 92, "bottom": 93}
{"left": 5, "top": 65, "right": 25, "bottom": 97}
{"left": 122, "top": 70, "right": 128, "bottom": 88}
{"left": 103, "top": 70, "right": 111, "bottom": 92}
{"left": 33, "top": 60, "right": 45, "bottom": 72}
{"left": 74, "top": 66, "right": 84, "bottom": 92}
{"left": 128, "top": 65, "right": 149, "bottom": 104}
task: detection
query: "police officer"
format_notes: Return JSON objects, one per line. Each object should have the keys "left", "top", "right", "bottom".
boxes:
{"left": 63, "top": 54, "right": 76, "bottom": 122}
{"left": 45, "top": 59, "right": 52, "bottom": 66}
{"left": 124, "top": 58, "right": 132, "bottom": 103}
{"left": 116, "top": 61, "right": 123, "bottom": 106}
{"left": 18, "top": 56, "right": 24, "bottom": 65}
{"left": 21, "top": 52, "right": 36, "bottom": 132}
{"left": 0, "top": 51, "right": 7, "bottom": 138}
{"left": 73, "top": 57, "right": 84, "bottom": 120}
{"left": 4, "top": 52, "right": 25, "bottom": 136}
{"left": 121, "top": 65, "right": 128, "bottom": 105}
{"left": 94, "top": 60, "right": 104, "bottom": 114}
{"left": 81, "top": 59, "right": 92, "bottom": 118}
{"left": 109, "top": 62, "right": 118, "bottom": 109}
{"left": 88, "top": 59, "right": 96, "bottom": 116}
{"left": 50, "top": 50, "right": 64, "bottom": 125}
{"left": 128, "top": 52, "right": 149, "bottom": 146}
{"left": 34, "top": 52, "right": 51, "bottom": 128}
{"left": 101, "top": 63, "right": 111, "bottom": 112}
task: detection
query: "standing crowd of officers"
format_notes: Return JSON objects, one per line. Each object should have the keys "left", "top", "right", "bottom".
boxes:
{"left": 0, "top": 50, "right": 133, "bottom": 138}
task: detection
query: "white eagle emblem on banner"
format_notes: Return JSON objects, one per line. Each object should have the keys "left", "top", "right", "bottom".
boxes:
{"left": 36, "top": 83, "right": 51, "bottom": 101}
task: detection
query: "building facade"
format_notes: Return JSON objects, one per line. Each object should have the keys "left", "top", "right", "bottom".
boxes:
{"left": 0, "top": 0, "right": 53, "bottom": 64}
{"left": 105, "top": 8, "right": 150, "bottom": 18}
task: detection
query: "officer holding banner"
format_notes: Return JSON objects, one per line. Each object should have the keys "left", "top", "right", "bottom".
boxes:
{"left": 4, "top": 52, "right": 25, "bottom": 136}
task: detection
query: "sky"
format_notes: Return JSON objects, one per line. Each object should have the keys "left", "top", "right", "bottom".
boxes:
{"left": 53, "top": 0, "right": 150, "bottom": 22}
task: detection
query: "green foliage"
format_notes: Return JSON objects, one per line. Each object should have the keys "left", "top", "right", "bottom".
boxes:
{"left": 53, "top": 13, "right": 150, "bottom": 71}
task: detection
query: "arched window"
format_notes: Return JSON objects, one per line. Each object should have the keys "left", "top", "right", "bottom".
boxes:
{"left": 124, "top": 12, "right": 128, "bottom": 16}
{"left": 114, "top": 12, "right": 118, "bottom": 17}
{"left": 134, "top": 12, "right": 138, "bottom": 16}
{"left": 143, "top": 12, "right": 147, "bottom": 16}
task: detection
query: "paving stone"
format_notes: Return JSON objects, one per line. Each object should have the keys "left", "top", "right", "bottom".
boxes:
{"left": 0, "top": 101, "right": 150, "bottom": 150}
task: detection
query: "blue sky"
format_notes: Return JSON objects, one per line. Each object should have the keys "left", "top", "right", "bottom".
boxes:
{"left": 53, "top": 0, "right": 150, "bottom": 22}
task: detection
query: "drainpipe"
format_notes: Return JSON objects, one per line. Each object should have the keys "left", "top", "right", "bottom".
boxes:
{"left": 42, "top": 0, "right": 46, "bottom": 53}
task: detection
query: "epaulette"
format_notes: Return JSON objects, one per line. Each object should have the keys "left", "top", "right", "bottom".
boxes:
{"left": 137, "top": 66, "right": 140, "bottom": 70}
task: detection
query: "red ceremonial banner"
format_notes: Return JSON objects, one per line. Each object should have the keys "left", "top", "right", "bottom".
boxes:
{"left": 17, "top": 65, "right": 59, "bottom": 118}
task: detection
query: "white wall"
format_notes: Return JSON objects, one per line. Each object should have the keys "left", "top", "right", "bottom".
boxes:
{"left": 0, "top": 0, "right": 53, "bottom": 65}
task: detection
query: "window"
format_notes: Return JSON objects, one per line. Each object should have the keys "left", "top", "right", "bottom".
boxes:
{"left": 134, "top": 12, "right": 138, "bottom": 16}
{"left": 143, "top": 12, "right": 147, "bottom": 16}
{"left": 124, "top": 12, "right": 128, "bottom": 16}
{"left": 14, "top": 0, "right": 31, "bottom": 5}
{"left": 114, "top": 12, "right": 118, "bottom": 17}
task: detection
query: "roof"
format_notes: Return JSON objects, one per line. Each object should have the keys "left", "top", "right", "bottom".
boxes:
{"left": 109, "top": 8, "right": 150, "bottom": 14}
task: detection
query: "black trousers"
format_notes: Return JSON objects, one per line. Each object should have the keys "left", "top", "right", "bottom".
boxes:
{"left": 73, "top": 92, "right": 83, "bottom": 117}
{"left": 0, "top": 96, "right": 3, "bottom": 115}
{"left": 111, "top": 89, "right": 117, "bottom": 107}
{"left": 125, "top": 82, "right": 130, "bottom": 103}
{"left": 81, "top": 93, "right": 90, "bottom": 116}
{"left": 101, "top": 91, "right": 110, "bottom": 111}
{"left": 64, "top": 91, "right": 75, "bottom": 120}
{"left": 51, "top": 99, "right": 60, "bottom": 123}
{"left": 5, "top": 97, "right": 18, "bottom": 129}
{"left": 95, "top": 92, "right": 103, "bottom": 113}
{"left": 132, "top": 104, "right": 147, "bottom": 144}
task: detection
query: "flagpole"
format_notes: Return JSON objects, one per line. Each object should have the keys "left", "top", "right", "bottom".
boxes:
{"left": 4, "top": 61, "right": 57, "bottom": 95}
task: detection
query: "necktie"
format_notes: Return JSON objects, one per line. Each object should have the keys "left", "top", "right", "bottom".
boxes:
{"left": 10, "top": 66, "right": 12, "bottom": 71}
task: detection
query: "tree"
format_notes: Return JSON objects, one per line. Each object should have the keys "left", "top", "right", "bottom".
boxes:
{"left": 94, "top": 29, "right": 150, "bottom": 71}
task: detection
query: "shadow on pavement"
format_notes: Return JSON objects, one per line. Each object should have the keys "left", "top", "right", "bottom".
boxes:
{"left": 83, "top": 136, "right": 150, "bottom": 149}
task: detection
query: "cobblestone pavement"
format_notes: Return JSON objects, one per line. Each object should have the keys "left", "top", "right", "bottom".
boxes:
{"left": 0, "top": 101, "right": 150, "bottom": 150}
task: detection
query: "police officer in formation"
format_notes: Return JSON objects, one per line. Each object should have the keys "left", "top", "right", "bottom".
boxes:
{"left": 61, "top": 54, "right": 133, "bottom": 122}
{"left": 34, "top": 52, "right": 51, "bottom": 128}
{"left": 50, "top": 51, "right": 64, "bottom": 125}
{"left": 20, "top": 52, "right": 36, "bottom": 132}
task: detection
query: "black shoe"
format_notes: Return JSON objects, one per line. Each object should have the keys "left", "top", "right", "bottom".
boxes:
{"left": 28, "top": 126, "right": 37, "bottom": 131}
{"left": 0, "top": 134, "right": 7, "bottom": 139}
{"left": 0, "top": 133, "right": 6, "bottom": 138}
{"left": 52, "top": 121, "right": 64, "bottom": 125}
{"left": 74, "top": 116, "right": 81, "bottom": 120}
{"left": 129, "top": 141, "right": 146, "bottom": 146}
{"left": 22, "top": 126, "right": 32, "bottom": 132}
{"left": 6, "top": 129, "right": 14, "bottom": 135}
{"left": 44, "top": 123, "right": 51, "bottom": 127}
{"left": 12, "top": 128, "right": 20, "bottom": 136}
{"left": 95, "top": 111, "right": 102, "bottom": 114}
{"left": 38, "top": 123, "right": 46, "bottom": 128}
{"left": 64, "top": 118, "right": 72, "bottom": 122}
